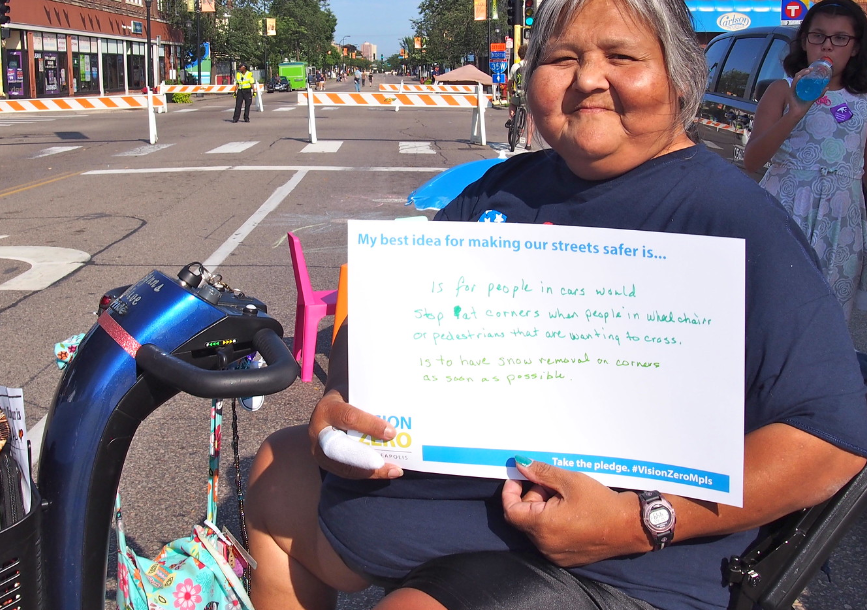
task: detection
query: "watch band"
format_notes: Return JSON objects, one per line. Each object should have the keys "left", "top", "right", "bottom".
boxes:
{"left": 638, "top": 490, "right": 676, "bottom": 550}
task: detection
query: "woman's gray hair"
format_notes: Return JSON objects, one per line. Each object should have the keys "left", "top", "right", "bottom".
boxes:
{"left": 523, "top": 0, "right": 707, "bottom": 136}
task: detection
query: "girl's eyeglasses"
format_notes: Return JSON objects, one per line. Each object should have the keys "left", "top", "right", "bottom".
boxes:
{"left": 806, "top": 31, "right": 855, "bottom": 46}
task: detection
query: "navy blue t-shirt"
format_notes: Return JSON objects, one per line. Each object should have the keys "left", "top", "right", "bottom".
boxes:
{"left": 319, "top": 145, "right": 867, "bottom": 610}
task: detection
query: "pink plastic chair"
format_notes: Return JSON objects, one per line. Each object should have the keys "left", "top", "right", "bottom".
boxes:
{"left": 286, "top": 232, "right": 338, "bottom": 382}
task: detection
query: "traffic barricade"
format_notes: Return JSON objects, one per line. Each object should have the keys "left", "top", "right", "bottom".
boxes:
{"left": 379, "top": 83, "right": 478, "bottom": 93}
{"left": 0, "top": 93, "right": 167, "bottom": 114}
{"left": 297, "top": 84, "right": 491, "bottom": 146}
{"left": 0, "top": 91, "right": 166, "bottom": 145}
{"left": 160, "top": 83, "right": 265, "bottom": 113}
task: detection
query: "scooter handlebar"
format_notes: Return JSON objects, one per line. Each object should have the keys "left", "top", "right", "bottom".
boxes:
{"left": 136, "top": 328, "right": 299, "bottom": 398}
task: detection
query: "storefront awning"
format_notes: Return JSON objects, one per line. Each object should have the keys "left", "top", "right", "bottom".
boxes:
{"left": 687, "top": 0, "right": 784, "bottom": 32}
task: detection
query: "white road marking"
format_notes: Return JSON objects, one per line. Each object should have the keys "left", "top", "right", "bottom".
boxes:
{"left": 203, "top": 170, "right": 308, "bottom": 270}
{"left": 85, "top": 165, "right": 445, "bottom": 174}
{"left": 32, "top": 146, "right": 81, "bottom": 158}
{"left": 301, "top": 140, "right": 343, "bottom": 153}
{"left": 207, "top": 141, "right": 259, "bottom": 154}
{"left": 114, "top": 143, "right": 175, "bottom": 157}
{"left": 0, "top": 246, "right": 91, "bottom": 291}
{"left": 703, "top": 140, "right": 723, "bottom": 150}
{"left": 273, "top": 106, "right": 296, "bottom": 111}
{"left": 175, "top": 107, "right": 200, "bottom": 113}
{"left": 399, "top": 141, "right": 436, "bottom": 154}
{"left": 321, "top": 107, "right": 339, "bottom": 111}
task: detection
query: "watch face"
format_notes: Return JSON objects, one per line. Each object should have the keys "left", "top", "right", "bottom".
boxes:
{"left": 648, "top": 505, "right": 673, "bottom": 530}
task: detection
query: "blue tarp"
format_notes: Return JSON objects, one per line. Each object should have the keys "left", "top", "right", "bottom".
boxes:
{"left": 687, "top": 0, "right": 783, "bottom": 32}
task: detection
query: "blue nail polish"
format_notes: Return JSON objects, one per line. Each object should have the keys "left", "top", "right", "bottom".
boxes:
{"left": 514, "top": 454, "right": 533, "bottom": 467}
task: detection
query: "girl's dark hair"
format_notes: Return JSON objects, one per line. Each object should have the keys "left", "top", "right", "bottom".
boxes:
{"left": 783, "top": 0, "right": 867, "bottom": 93}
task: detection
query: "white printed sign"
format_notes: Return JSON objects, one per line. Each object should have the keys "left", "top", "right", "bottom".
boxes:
{"left": 0, "top": 386, "right": 31, "bottom": 512}
{"left": 347, "top": 220, "right": 746, "bottom": 506}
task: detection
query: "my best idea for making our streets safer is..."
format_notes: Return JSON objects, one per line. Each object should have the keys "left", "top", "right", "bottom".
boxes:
{"left": 345, "top": 220, "right": 745, "bottom": 504}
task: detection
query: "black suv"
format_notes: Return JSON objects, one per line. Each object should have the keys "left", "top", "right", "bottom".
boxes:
{"left": 697, "top": 26, "right": 797, "bottom": 179}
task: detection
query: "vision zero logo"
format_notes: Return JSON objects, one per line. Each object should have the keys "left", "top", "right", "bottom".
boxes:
{"left": 357, "top": 415, "right": 413, "bottom": 453}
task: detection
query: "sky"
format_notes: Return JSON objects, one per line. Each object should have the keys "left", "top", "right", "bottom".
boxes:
{"left": 328, "top": 0, "right": 420, "bottom": 58}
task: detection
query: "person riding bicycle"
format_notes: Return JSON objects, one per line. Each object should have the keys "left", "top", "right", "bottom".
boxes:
{"left": 505, "top": 43, "right": 536, "bottom": 150}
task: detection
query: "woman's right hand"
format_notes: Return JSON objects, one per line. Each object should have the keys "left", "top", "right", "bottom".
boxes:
{"left": 788, "top": 67, "right": 825, "bottom": 117}
{"left": 307, "top": 389, "right": 404, "bottom": 480}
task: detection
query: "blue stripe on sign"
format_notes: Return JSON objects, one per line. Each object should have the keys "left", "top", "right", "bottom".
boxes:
{"left": 421, "top": 446, "right": 729, "bottom": 492}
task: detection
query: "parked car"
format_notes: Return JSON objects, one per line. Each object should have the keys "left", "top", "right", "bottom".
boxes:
{"left": 266, "top": 76, "right": 289, "bottom": 93}
{"left": 697, "top": 26, "right": 797, "bottom": 180}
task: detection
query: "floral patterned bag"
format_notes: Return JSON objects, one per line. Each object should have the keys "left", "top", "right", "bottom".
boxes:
{"left": 115, "top": 399, "right": 255, "bottom": 610}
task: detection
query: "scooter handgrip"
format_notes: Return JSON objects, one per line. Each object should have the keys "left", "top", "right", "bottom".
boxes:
{"left": 136, "top": 329, "right": 299, "bottom": 398}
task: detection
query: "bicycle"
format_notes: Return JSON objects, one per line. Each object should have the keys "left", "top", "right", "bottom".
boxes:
{"left": 508, "top": 102, "right": 527, "bottom": 153}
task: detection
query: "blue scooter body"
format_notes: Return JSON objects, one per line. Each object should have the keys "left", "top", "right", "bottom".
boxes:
{"left": 36, "top": 266, "right": 294, "bottom": 610}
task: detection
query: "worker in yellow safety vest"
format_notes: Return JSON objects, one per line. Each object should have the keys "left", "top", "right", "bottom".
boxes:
{"left": 232, "top": 63, "right": 256, "bottom": 123}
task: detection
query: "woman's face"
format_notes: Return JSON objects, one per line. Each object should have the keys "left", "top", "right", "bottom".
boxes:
{"left": 528, "top": 0, "right": 692, "bottom": 180}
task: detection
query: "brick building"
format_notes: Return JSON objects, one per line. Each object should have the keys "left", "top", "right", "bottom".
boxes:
{"left": 1, "top": 0, "right": 183, "bottom": 99}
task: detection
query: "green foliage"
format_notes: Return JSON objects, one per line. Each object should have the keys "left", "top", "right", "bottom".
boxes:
{"left": 411, "top": 0, "right": 508, "bottom": 69}
{"left": 172, "top": 92, "right": 193, "bottom": 103}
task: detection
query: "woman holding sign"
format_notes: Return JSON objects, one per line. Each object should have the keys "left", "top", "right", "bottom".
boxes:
{"left": 245, "top": 0, "right": 867, "bottom": 608}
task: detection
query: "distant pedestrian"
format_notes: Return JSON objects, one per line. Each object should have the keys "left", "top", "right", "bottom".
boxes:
{"left": 361, "top": 71, "right": 367, "bottom": 87}
{"left": 354, "top": 68, "right": 362, "bottom": 92}
{"left": 368, "top": 71, "right": 374, "bottom": 88}
{"left": 232, "top": 63, "right": 255, "bottom": 123}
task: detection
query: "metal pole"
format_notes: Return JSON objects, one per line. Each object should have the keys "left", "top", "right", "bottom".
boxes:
{"left": 487, "top": 0, "right": 491, "bottom": 75}
{"left": 196, "top": 0, "right": 202, "bottom": 88}
{"left": 145, "top": 0, "right": 152, "bottom": 90}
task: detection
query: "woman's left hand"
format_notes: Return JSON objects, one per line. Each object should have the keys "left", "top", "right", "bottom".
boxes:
{"left": 502, "top": 458, "right": 648, "bottom": 567}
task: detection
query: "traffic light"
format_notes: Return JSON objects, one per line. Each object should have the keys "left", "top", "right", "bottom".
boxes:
{"left": 523, "top": 0, "right": 536, "bottom": 27}
{"left": 506, "top": 0, "right": 517, "bottom": 27}
{"left": 0, "top": 0, "right": 11, "bottom": 26}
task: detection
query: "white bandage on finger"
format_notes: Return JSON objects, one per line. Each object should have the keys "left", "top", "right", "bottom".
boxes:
{"left": 318, "top": 426, "right": 386, "bottom": 470}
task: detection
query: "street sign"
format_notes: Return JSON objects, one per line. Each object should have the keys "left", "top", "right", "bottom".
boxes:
{"left": 489, "top": 61, "right": 508, "bottom": 73}
{"left": 491, "top": 51, "right": 507, "bottom": 60}
{"left": 781, "top": 0, "right": 808, "bottom": 24}
{"left": 493, "top": 73, "right": 506, "bottom": 84}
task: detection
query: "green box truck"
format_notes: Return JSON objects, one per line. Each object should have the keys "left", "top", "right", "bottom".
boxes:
{"left": 278, "top": 62, "right": 309, "bottom": 91}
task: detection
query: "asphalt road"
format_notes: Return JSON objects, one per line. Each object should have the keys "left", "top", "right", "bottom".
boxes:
{"left": 0, "top": 74, "right": 864, "bottom": 610}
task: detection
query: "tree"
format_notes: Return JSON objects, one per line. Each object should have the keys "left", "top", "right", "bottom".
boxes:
{"left": 412, "top": 0, "right": 507, "bottom": 70}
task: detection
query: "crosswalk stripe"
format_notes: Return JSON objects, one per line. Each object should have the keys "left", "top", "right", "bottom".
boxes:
{"left": 274, "top": 107, "right": 296, "bottom": 111}
{"left": 114, "top": 143, "right": 175, "bottom": 157}
{"left": 207, "top": 141, "right": 259, "bottom": 154}
{"left": 32, "top": 146, "right": 81, "bottom": 158}
{"left": 702, "top": 140, "right": 723, "bottom": 150}
{"left": 399, "top": 141, "right": 436, "bottom": 154}
{"left": 175, "top": 108, "right": 200, "bottom": 113}
{"left": 301, "top": 141, "right": 343, "bottom": 153}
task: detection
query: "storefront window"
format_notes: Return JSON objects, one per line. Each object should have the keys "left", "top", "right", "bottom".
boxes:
{"left": 34, "top": 34, "right": 68, "bottom": 97}
{"left": 128, "top": 42, "right": 145, "bottom": 90}
{"left": 72, "top": 36, "right": 99, "bottom": 94}
{"left": 101, "top": 39, "right": 126, "bottom": 93}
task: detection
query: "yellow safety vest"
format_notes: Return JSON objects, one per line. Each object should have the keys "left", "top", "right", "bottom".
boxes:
{"left": 235, "top": 71, "right": 255, "bottom": 89}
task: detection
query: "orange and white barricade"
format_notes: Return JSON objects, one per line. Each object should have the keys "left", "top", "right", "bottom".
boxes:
{"left": 0, "top": 92, "right": 167, "bottom": 144}
{"left": 160, "top": 83, "right": 265, "bottom": 112}
{"left": 297, "top": 84, "right": 491, "bottom": 145}
{"left": 0, "top": 93, "right": 167, "bottom": 114}
{"left": 379, "top": 83, "right": 478, "bottom": 93}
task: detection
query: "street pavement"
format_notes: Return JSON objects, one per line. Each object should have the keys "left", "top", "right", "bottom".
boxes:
{"left": 0, "top": 74, "right": 864, "bottom": 610}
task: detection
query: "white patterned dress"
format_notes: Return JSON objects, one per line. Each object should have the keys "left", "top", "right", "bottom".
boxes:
{"left": 759, "top": 83, "right": 867, "bottom": 320}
